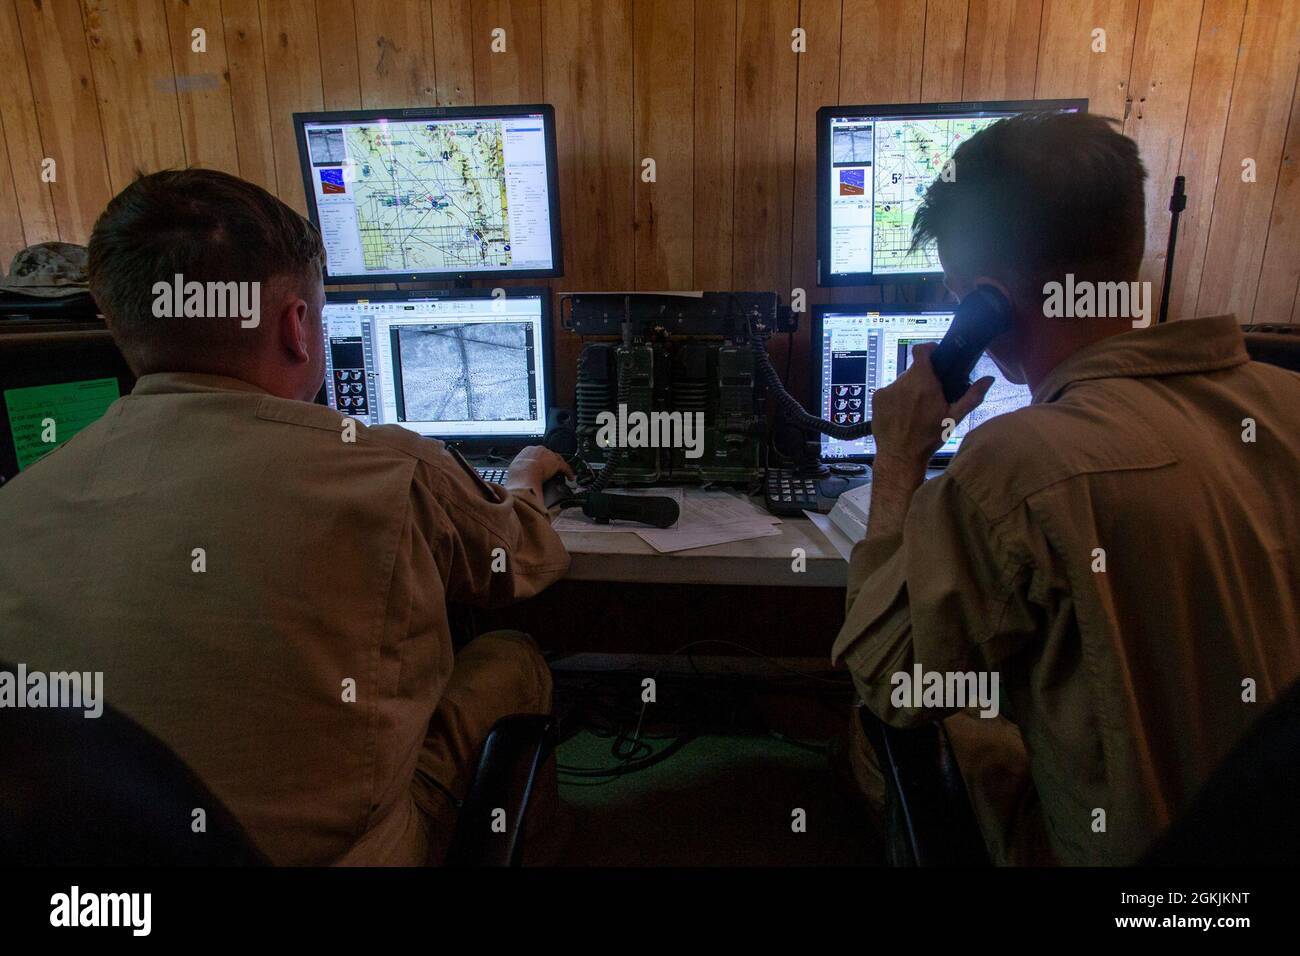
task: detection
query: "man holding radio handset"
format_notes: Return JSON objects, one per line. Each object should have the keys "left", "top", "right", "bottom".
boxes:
{"left": 834, "top": 112, "right": 1300, "bottom": 865}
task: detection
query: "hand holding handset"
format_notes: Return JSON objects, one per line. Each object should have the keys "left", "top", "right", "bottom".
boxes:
{"left": 929, "top": 285, "right": 1015, "bottom": 402}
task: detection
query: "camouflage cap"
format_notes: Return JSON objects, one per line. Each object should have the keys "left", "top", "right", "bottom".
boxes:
{"left": 0, "top": 242, "right": 90, "bottom": 298}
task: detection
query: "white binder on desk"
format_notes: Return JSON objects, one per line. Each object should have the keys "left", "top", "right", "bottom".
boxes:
{"left": 828, "top": 480, "right": 873, "bottom": 543}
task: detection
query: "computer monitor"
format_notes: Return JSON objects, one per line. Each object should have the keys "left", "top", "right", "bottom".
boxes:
{"left": 812, "top": 305, "right": 1032, "bottom": 462}
{"left": 320, "top": 288, "right": 552, "bottom": 443}
{"left": 293, "top": 105, "right": 563, "bottom": 284}
{"left": 0, "top": 326, "right": 134, "bottom": 487}
{"left": 816, "top": 98, "right": 1087, "bottom": 285}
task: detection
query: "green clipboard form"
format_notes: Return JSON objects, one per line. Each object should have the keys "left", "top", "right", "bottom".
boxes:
{"left": 3, "top": 377, "right": 120, "bottom": 471}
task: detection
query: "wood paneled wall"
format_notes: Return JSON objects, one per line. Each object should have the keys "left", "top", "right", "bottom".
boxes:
{"left": 2, "top": 0, "right": 1298, "bottom": 404}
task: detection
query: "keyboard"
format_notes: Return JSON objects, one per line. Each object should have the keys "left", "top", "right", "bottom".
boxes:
{"left": 475, "top": 467, "right": 509, "bottom": 483}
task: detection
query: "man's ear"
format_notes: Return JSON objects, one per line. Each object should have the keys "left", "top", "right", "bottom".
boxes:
{"left": 276, "top": 292, "right": 311, "bottom": 364}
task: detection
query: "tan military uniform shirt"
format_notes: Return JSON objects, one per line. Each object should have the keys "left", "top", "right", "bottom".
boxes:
{"left": 0, "top": 373, "right": 569, "bottom": 865}
{"left": 833, "top": 316, "right": 1300, "bottom": 864}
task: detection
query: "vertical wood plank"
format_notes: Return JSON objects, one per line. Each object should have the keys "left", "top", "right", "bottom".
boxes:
{"left": 353, "top": 0, "right": 436, "bottom": 108}
{"left": 961, "top": 0, "right": 1042, "bottom": 99}
{"left": 1122, "top": 0, "right": 1202, "bottom": 300}
{"left": 14, "top": 0, "right": 114, "bottom": 243}
{"left": 221, "top": 0, "right": 278, "bottom": 194}
{"left": 259, "top": 0, "right": 323, "bottom": 215}
{"left": 1166, "top": 0, "right": 1245, "bottom": 321}
{"left": 838, "top": 0, "right": 924, "bottom": 104}
{"left": 315, "top": 0, "right": 363, "bottom": 110}
{"left": 633, "top": 0, "right": 693, "bottom": 289}
{"left": 693, "top": 0, "right": 735, "bottom": 289}
{"left": 542, "top": 0, "right": 635, "bottom": 402}
{"left": 1035, "top": 0, "right": 1139, "bottom": 118}
{"left": 1252, "top": 59, "right": 1300, "bottom": 323}
{"left": 732, "top": 0, "right": 798, "bottom": 293}
{"left": 1196, "top": 0, "right": 1300, "bottom": 320}
{"left": 921, "top": 0, "right": 969, "bottom": 102}
{"left": 0, "top": 0, "right": 59, "bottom": 244}
{"left": 471, "top": 0, "right": 543, "bottom": 104}
{"left": 83, "top": 0, "right": 187, "bottom": 189}
{"left": 0, "top": 112, "right": 28, "bottom": 261}
{"left": 431, "top": 0, "right": 475, "bottom": 105}
{"left": 789, "top": 0, "right": 841, "bottom": 402}
{"left": 164, "top": 0, "right": 241, "bottom": 174}
{"left": 833, "top": 0, "right": 923, "bottom": 305}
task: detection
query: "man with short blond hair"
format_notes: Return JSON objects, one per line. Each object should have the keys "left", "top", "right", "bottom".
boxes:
{"left": 0, "top": 169, "right": 572, "bottom": 865}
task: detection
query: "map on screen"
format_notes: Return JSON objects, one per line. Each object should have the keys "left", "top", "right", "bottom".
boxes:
{"left": 869, "top": 117, "right": 999, "bottom": 273}
{"left": 300, "top": 110, "right": 557, "bottom": 280}
{"left": 823, "top": 101, "right": 1084, "bottom": 281}
{"left": 345, "top": 121, "right": 511, "bottom": 273}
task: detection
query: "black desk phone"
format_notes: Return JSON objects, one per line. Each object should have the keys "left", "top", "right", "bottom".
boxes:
{"left": 763, "top": 466, "right": 873, "bottom": 516}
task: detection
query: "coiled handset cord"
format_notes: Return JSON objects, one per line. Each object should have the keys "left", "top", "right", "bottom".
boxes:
{"left": 747, "top": 315, "right": 874, "bottom": 441}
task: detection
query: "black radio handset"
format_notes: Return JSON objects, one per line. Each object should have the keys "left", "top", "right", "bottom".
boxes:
{"left": 929, "top": 285, "right": 1015, "bottom": 403}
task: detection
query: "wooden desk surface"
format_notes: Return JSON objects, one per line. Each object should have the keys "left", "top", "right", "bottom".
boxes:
{"left": 558, "top": 508, "right": 848, "bottom": 589}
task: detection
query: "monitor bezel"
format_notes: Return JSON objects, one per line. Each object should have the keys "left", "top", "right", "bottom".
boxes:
{"left": 319, "top": 286, "right": 555, "bottom": 445}
{"left": 293, "top": 104, "right": 565, "bottom": 285}
{"left": 815, "top": 98, "right": 1089, "bottom": 287}
{"left": 811, "top": 302, "right": 969, "bottom": 464}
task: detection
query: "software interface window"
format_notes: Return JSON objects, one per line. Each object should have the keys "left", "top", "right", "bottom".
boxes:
{"left": 301, "top": 114, "right": 556, "bottom": 278}
{"left": 322, "top": 296, "right": 547, "bottom": 439}
{"left": 827, "top": 112, "right": 1011, "bottom": 278}
{"left": 818, "top": 311, "right": 1031, "bottom": 459}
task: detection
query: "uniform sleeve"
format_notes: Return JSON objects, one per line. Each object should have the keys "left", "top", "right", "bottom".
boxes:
{"left": 412, "top": 452, "right": 570, "bottom": 608}
{"left": 831, "top": 474, "right": 1040, "bottom": 727}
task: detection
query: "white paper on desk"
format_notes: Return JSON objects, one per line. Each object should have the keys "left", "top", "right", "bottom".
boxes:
{"left": 550, "top": 487, "right": 686, "bottom": 532}
{"left": 676, "top": 488, "right": 781, "bottom": 527}
{"left": 637, "top": 522, "right": 782, "bottom": 553}
{"left": 632, "top": 489, "right": 781, "bottom": 553}
{"left": 804, "top": 510, "right": 856, "bottom": 562}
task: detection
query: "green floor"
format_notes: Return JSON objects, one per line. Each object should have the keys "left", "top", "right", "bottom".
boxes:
{"left": 555, "top": 730, "right": 883, "bottom": 866}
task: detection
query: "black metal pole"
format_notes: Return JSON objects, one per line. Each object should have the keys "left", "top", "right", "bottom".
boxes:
{"left": 1158, "top": 175, "right": 1187, "bottom": 325}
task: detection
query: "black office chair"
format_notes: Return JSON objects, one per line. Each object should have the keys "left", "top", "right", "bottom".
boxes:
{"left": 0, "top": 665, "right": 557, "bottom": 867}
{"left": 1243, "top": 324, "right": 1300, "bottom": 373}
{"left": 1143, "top": 677, "right": 1300, "bottom": 865}
{"left": 862, "top": 676, "right": 1300, "bottom": 867}
{"left": 0, "top": 685, "right": 268, "bottom": 866}
{"left": 444, "top": 713, "right": 558, "bottom": 867}
{"left": 857, "top": 704, "right": 990, "bottom": 867}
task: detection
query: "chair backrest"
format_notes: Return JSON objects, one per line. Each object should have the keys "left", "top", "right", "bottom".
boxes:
{"left": 1243, "top": 325, "right": 1300, "bottom": 373}
{"left": 0, "top": 665, "right": 267, "bottom": 866}
{"left": 858, "top": 706, "right": 990, "bottom": 867}
{"left": 443, "top": 713, "right": 557, "bottom": 867}
{"left": 1144, "top": 677, "right": 1300, "bottom": 865}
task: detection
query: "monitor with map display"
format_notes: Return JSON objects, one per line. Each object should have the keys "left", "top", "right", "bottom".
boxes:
{"left": 318, "top": 288, "right": 551, "bottom": 442}
{"left": 294, "top": 105, "right": 563, "bottom": 283}
{"left": 816, "top": 99, "right": 1086, "bottom": 285}
{"left": 811, "top": 306, "right": 1033, "bottom": 461}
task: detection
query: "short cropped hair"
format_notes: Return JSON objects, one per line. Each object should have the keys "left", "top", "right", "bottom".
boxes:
{"left": 911, "top": 112, "right": 1147, "bottom": 292}
{"left": 87, "top": 169, "right": 325, "bottom": 374}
